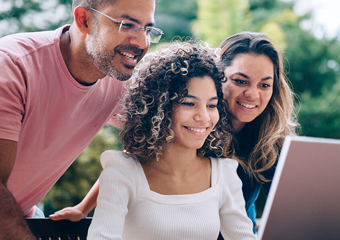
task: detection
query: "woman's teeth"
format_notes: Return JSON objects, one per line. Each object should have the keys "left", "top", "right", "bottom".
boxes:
{"left": 237, "top": 102, "right": 256, "bottom": 109}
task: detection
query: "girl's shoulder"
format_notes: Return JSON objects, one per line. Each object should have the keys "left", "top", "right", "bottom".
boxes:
{"left": 100, "top": 150, "right": 139, "bottom": 170}
{"left": 211, "top": 157, "right": 239, "bottom": 170}
{"left": 210, "top": 157, "right": 240, "bottom": 184}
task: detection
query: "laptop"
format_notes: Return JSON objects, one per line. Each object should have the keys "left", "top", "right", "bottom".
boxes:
{"left": 257, "top": 135, "right": 340, "bottom": 240}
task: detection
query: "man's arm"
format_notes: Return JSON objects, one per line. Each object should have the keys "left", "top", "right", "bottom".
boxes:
{"left": 0, "top": 139, "right": 36, "bottom": 240}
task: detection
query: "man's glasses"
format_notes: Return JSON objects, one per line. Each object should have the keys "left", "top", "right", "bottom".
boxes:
{"left": 87, "top": 7, "right": 163, "bottom": 43}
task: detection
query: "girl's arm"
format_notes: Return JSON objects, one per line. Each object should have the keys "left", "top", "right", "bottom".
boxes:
{"left": 87, "top": 150, "right": 133, "bottom": 240}
{"left": 219, "top": 159, "right": 256, "bottom": 240}
{"left": 50, "top": 180, "right": 99, "bottom": 221}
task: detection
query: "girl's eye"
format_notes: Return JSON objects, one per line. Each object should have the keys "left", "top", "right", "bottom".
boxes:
{"left": 181, "top": 102, "right": 194, "bottom": 107}
{"left": 208, "top": 104, "right": 217, "bottom": 109}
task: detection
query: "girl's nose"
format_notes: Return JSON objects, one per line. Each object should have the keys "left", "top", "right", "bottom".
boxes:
{"left": 193, "top": 107, "right": 210, "bottom": 122}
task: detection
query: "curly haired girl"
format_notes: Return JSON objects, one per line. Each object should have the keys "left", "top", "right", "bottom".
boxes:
{"left": 87, "top": 41, "right": 256, "bottom": 240}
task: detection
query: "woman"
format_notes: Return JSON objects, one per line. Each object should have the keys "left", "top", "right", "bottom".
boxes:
{"left": 86, "top": 42, "right": 255, "bottom": 239}
{"left": 217, "top": 31, "right": 298, "bottom": 235}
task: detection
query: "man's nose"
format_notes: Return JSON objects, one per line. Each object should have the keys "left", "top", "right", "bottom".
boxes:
{"left": 129, "top": 28, "right": 149, "bottom": 51}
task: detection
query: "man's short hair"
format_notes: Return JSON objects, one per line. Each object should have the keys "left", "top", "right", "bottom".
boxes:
{"left": 72, "top": 0, "right": 115, "bottom": 11}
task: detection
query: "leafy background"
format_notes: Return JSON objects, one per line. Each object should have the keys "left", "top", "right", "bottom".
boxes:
{"left": 1, "top": 0, "right": 339, "bottom": 217}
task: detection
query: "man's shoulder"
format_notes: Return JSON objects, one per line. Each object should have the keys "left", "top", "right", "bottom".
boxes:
{"left": 0, "top": 25, "right": 68, "bottom": 58}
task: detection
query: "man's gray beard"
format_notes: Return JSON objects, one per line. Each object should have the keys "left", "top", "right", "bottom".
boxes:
{"left": 85, "top": 33, "right": 132, "bottom": 81}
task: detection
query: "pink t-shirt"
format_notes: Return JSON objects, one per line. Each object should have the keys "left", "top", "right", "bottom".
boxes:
{"left": 0, "top": 25, "right": 126, "bottom": 217}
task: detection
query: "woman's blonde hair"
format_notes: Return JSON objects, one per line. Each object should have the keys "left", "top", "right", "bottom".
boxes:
{"left": 120, "top": 41, "right": 233, "bottom": 164}
{"left": 218, "top": 32, "right": 299, "bottom": 182}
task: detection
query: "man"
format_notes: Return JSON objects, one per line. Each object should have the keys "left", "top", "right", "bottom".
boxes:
{"left": 0, "top": 0, "right": 162, "bottom": 238}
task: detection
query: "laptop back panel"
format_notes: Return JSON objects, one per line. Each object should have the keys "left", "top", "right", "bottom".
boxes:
{"left": 257, "top": 136, "right": 340, "bottom": 240}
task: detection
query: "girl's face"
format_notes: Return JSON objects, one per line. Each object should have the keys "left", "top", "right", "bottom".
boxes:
{"left": 171, "top": 76, "right": 219, "bottom": 151}
{"left": 223, "top": 53, "right": 274, "bottom": 132}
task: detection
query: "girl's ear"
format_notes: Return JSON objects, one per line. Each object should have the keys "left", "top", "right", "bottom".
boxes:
{"left": 73, "top": 6, "right": 93, "bottom": 34}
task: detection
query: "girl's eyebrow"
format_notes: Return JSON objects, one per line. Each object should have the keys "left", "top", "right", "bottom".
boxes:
{"left": 185, "top": 94, "right": 219, "bottom": 101}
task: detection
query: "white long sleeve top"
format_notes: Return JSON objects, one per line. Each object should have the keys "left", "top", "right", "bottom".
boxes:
{"left": 87, "top": 150, "right": 256, "bottom": 240}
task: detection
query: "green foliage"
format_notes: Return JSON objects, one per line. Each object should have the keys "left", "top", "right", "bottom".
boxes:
{"left": 0, "top": 0, "right": 72, "bottom": 37}
{"left": 284, "top": 29, "right": 340, "bottom": 97}
{"left": 154, "top": 0, "right": 198, "bottom": 42}
{"left": 297, "top": 81, "right": 340, "bottom": 139}
{"left": 192, "top": 0, "right": 251, "bottom": 47}
{"left": 247, "top": 0, "right": 298, "bottom": 51}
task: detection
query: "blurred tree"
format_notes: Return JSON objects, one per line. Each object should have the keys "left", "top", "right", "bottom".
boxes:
{"left": 0, "top": 0, "right": 42, "bottom": 36}
{"left": 192, "top": 0, "right": 251, "bottom": 47}
{"left": 284, "top": 29, "right": 340, "bottom": 96}
{"left": 154, "top": 0, "right": 198, "bottom": 42}
{"left": 297, "top": 79, "right": 340, "bottom": 139}
{"left": 248, "top": 0, "right": 340, "bottom": 97}
{"left": 0, "top": 0, "right": 72, "bottom": 37}
{"left": 249, "top": 0, "right": 298, "bottom": 51}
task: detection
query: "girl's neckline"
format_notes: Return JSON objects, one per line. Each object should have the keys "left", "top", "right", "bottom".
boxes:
{"left": 133, "top": 156, "right": 217, "bottom": 197}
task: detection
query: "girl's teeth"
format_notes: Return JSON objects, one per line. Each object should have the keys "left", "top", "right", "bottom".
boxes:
{"left": 188, "top": 127, "right": 206, "bottom": 133}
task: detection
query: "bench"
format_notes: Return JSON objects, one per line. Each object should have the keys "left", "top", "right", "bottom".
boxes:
{"left": 26, "top": 218, "right": 92, "bottom": 240}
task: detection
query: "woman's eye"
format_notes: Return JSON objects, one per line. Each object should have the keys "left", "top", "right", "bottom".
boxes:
{"left": 260, "top": 84, "right": 271, "bottom": 88}
{"left": 234, "top": 79, "right": 247, "bottom": 85}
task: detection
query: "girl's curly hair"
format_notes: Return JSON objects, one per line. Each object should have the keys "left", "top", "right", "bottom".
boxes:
{"left": 120, "top": 41, "right": 233, "bottom": 164}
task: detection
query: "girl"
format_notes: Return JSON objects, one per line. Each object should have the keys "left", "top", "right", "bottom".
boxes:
{"left": 87, "top": 42, "right": 256, "bottom": 239}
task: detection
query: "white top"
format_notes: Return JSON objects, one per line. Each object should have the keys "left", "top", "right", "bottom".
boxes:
{"left": 87, "top": 150, "right": 256, "bottom": 240}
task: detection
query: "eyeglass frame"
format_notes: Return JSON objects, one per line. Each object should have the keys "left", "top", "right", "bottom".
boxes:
{"left": 86, "top": 7, "right": 163, "bottom": 43}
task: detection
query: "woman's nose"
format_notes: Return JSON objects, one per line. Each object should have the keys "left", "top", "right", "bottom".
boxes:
{"left": 244, "top": 87, "right": 259, "bottom": 99}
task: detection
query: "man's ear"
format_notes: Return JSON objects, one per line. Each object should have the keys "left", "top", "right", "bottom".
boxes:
{"left": 73, "top": 6, "right": 92, "bottom": 34}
